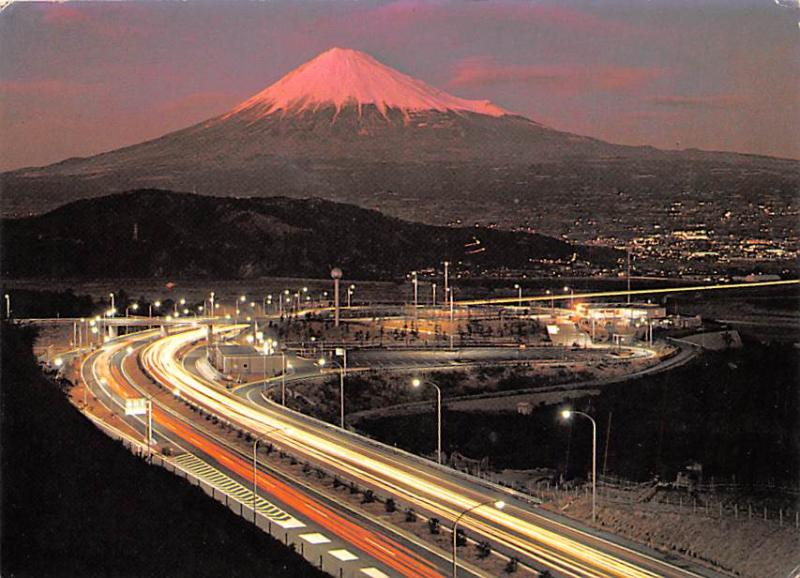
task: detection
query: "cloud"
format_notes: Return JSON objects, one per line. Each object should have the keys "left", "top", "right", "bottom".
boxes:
{"left": 647, "top": 95, "right": 748, "bottom": 109}
{"left": 38, "top": 3, "right": 147, "bottom": 40}
{"left": 449, "top": 58, "right": 666, "bottom": 94}
{"left": 367, "top": 1, "right": 645, "bottom": 37}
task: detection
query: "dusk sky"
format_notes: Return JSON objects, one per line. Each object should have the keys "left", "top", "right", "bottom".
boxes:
{"left": 1, "top": 0, "right": 798, "bottom": 171}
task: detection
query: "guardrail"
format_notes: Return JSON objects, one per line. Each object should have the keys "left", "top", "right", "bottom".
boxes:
{"left": 82, "top": 411, "right": 371, "bottom": 578}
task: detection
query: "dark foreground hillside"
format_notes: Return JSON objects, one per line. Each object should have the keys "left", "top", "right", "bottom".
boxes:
{"left": 0, "top": 323, "right": 326, "bottom": 578}
{"left": 1, "top": 189, "right": 619, "bottom": 280}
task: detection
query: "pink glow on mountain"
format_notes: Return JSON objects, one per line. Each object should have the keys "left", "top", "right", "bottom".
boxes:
{"left": 228, "top": 47, "right": 509, "bottom": 119}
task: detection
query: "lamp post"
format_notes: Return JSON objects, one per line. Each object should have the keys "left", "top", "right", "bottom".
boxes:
{"left": 319, "top": 348, "right": 347, "bottom": 429}
{"left": 150, "top": 300, "right": 161, "bottom": 318}
{"left": 443, "top": 261, "right": 450, "bottom": 309}
{"left": 411, "top": 271, "right": 418, "bottom": 318}
{"left": 109, "top": 293, "right": 115, "bottom": 314}
{"left": 514, "top": 283, "right": 522, "bottom": 307}
{"left": 125, "top": 303, "right": 139, "bottom": 317}
{"left": 449, "top": 287, "right": 455, "bottom": 322}
{"left": 331, "top": 268, "right": 342, "bottom": 327}
{"left": 546, "top": 289, "right": 554, "bottom": 314}
{"left": 347, "top": 284, "right": 355, "bottom": 308}
{"left": 431, "top": 283, "right": 437, "bottom": 307}
{"left": 452, "top": 500, "right": 505, "bottom": 577}
{"left": 563, "top": 286, "right": 574, "bottom": 306}
{"left": 280, "top": 349, "right": 288, "bottom": 406}
{"left": 561, "top": 408, "right": 597, "bottom": 523}
{"left": 411, "top": 377, "right": 442, "bottom": 464}
{"left": 4, "top": 293, "right": 10, "bottom": 318}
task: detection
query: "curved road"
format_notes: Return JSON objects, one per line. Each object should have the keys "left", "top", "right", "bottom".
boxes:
{"left": 144, "top": 325, "right": 724, "bottom": 578}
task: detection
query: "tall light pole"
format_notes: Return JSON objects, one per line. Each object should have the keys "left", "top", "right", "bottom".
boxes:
{"left": 411, "top": 378, "right": 442, "bottom": 464}
{"left": 347, "top": 284, "right": 355, "bottom": 308}
{"left": 627, "top": 248, "right": 632, "bottom": 304}
{"left": 280, "top": 349, "right": 289, "bottom": 406}
{"left": 319, "top": 349, "right": 347, "bottom": 429}
{"left": 561, "top": 408, "right": 597, "bottom": 523}
{"left": 452, "top": 500, "right": 505, "bottom": 577}
{"left": 109, "top": 293, "right": 115, "bottom": 315}
{"left": 4, "top": 293, "right": 10, "bottom": 318}
{"left": 411, "top": 271, "right": 418, "bottom": 318}
{"left": 546, "top": 289, "right": 554, "bottom": 314}
{"left": 431, "top": 283, "right": 437, "bottom": 307}
{"left": 331, "top": 268, "right": 342, "bottom": 327}
{"left": 449, "top": 287, "right": 455, "bottom": 322}
{"left": 125, "top": 303, "right": 139, "bottom": 317}
{"left": 443, "top": 261, "right": 450, "bottom": 308}
{"left": 563, "top": 286, "right": 574, "bottom": 307}
{"left": 514, "top": 283, "right": 522, "bottom": 307}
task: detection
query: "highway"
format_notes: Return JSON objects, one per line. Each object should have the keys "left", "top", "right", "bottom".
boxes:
{"left": 81, "top": 329, "right": 450, "bottom": 578}
{"left": 138, "top": 324, "right": 725, "bottom": 578}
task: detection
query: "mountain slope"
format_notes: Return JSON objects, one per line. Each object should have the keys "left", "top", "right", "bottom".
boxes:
{"left": 227, "top": 46, "right": 508, "bottom": 119}
{"left": 2, "top": 48, "right": 797, "bottom": 222}
{"left": 0, "top": 190, "right": 619, "bottom": 280}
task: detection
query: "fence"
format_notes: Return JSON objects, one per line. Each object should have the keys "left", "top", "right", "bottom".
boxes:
{"left": 518, "top": 477, "right": 800, "bottom": 530}
{"left": 85, "top": 413, "right": 373, "bottom": 578}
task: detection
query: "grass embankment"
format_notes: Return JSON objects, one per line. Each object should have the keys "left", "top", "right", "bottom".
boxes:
{"left": 1, "top": 323, "right": 327, "bottom": 578}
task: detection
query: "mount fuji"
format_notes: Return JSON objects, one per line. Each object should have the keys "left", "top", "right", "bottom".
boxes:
{"left": 2, "top": 47, "right": 796, "bottom": 220}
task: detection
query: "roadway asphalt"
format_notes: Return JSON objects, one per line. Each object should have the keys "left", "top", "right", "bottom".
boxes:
{"left": 82, "top": 331, "right": 450, "bottom": 578}
{"left": 160, "top": 325, "right": 724, "bottom": 578}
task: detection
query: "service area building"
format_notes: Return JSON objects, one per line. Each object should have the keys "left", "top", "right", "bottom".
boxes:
{"left": 211, "top": 344, "right": 283, "bottom": 376}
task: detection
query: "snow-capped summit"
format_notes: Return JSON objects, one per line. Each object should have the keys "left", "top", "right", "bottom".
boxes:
{"left": 228, "top": 47, "right": 509, "bottom": 119}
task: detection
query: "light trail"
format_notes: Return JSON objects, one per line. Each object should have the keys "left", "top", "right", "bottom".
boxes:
{"left": 141, "top": 326, "right": 714, "bottom": 578}
{"left": 84, "top": 331, "right": 443, "bottom": 578}
{"left": 456, "top": 278, "right": 799, "bottom": 307}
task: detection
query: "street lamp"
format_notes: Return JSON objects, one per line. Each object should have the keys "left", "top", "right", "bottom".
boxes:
{"left": 411, "top": 377, "right": 442, "bottom": 464}
{"left": 4, "top": 293, "right": 10, "bottom": 318}
{"left": 280, "top": 348, "right": 292, "bottom": 406}
{"left": 431, "top": 283, "right": 437, "bottom": 307}
{"left": 443, "top": 261, "right": 450, "bottom": 308}
{"left": 448, "top": 287, "right": 455, "bottom": 322}
{"left": 563, "top": 285, "right": 574, "bottom": 306}
{"left": 560, "top": 408, "right": 597, "bottom": 523}
{"left": 452, "top": 500, "right": 505, "bottom": 576}
{"left": 411, "top": 271, "right": 418, "bottom": 317}
{"left": 150, "top": 300, "right": 161, "bottom": 318}
{"left": 125, "top": 303, "right": 139, "bottom": 317}
{"left": 347, "top": 284, "right": 355, "bottom": 308}
{"left": 514, "top": 283, "right": 522, "bottom": 307}
{"left": 318, "top": 348, "right": 347, "bottom": 429}
{"left": 545, "top": 289, "right": 554, "bottom": 314}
